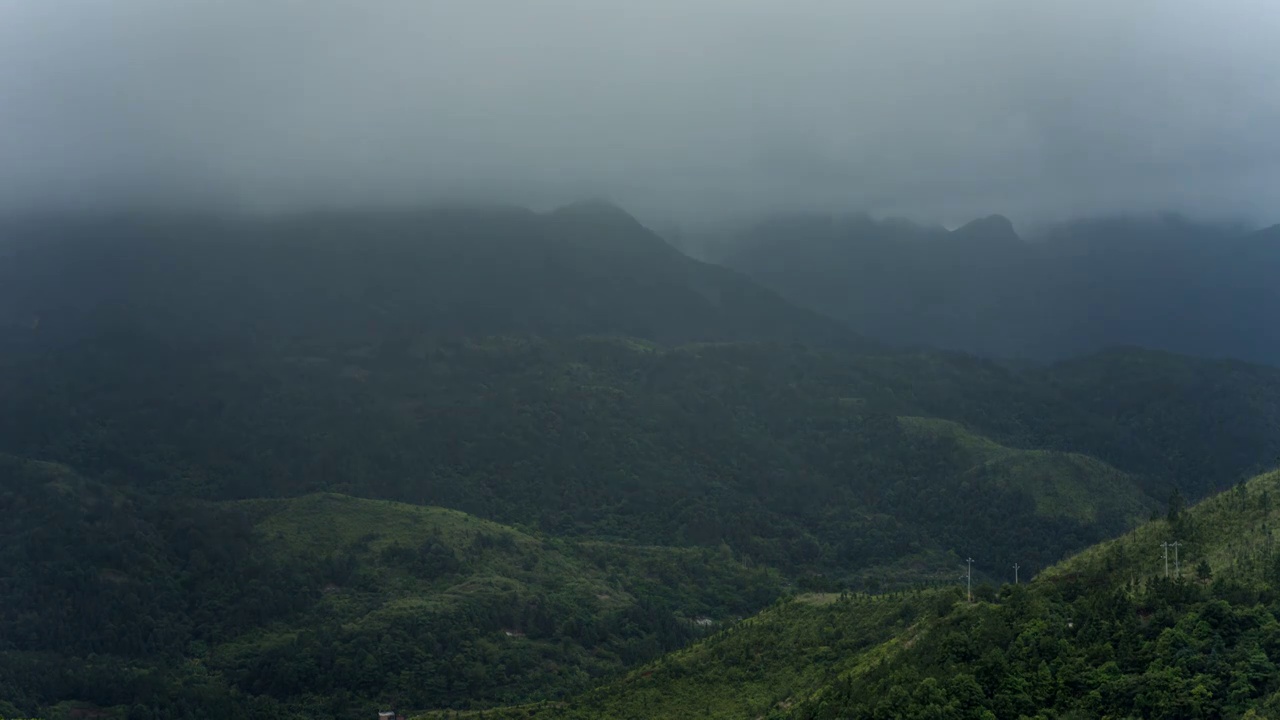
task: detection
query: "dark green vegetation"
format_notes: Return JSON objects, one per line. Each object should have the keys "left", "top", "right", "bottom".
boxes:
{"left": 719, "top": 212, "right": 1280, "bottom": 365}
{"left": 0, "top": 456, "right": 778, "bottom": 719}
{"left": 461, "top": 469, "right": 1280, "bottom": 720}
{"left": 4, "top": 205, "right": 1280, "bottom": 717}
{"left": 6, "top": 337, "right": 1280, "bottom": 718}
{"left": 0, "top": 203, "right": 856, "bottom": 353}
{"left": 788, "top": 468, "right": 1280, "bottom": 720}
{"left": 7, "top": 335, "right": 1280, "bottom": 569}
{"left": 417, "top": 592, "right": 934, "bottom": 720}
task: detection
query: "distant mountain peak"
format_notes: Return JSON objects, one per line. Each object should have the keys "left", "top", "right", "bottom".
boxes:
{"left": 951, "top": 214, "right": 1020, "bottom": 244}
{"left": 1251, "top": 223, "right": 1280, "bottom": 241}
{"left": 545, "top": 199, "right": 680, "bottom": 258}
{"left": 550, "top": 199, "right": 642, "bottom": 226}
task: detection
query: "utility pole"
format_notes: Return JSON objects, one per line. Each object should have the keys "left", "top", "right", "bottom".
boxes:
{"left": 966, "top": 558, "right": 974, "bottom": 602}
{"left": 1013, "top": 563, "right": 1020, "bottom": 585}
{"left": 1161, "top": 542, "right": 1170, "bottom": 578}
{"left": 1171, "top": 541, "right": 1182, "bottom": 577}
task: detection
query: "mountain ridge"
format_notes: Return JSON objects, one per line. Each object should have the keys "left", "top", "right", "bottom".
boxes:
{"left": 6, "top": 204, "right": 1280, "bottom": 718}
{"left": 951, "top": 214, "right": 1020, "bottom": 244}
{"left": 0, "top": 204, "right": 865, "bottom": 352}
{"left": 457, "top": 465, "right": 1280, "bottom": 720}
{"left": 718, "top": 211, "right": 1280, "bottom": 363}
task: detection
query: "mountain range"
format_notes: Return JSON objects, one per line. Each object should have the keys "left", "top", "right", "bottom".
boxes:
{"left": 0, "top": 202, "right": 857, "bottom": 355}
{"left": 2, "top": 201, "right": 1279, "bottom": 718}
{"left": 716, "top": 212, "right": 1280, "bottom": 364}
{"left": 454, "top": 466, "right": 1280, "bottom": 719}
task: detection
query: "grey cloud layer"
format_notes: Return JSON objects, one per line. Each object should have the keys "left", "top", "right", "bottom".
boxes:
{"left": 2, "top": 0, "right": 1278, "bottom": 223}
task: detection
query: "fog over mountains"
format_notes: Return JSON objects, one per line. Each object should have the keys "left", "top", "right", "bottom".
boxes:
{"left": 4, "top": 1, "right": 1280, "bottom": 223}
{"left": 0, "top": 203, "right": 862, "bottom": 356}
{"left": 6, "top": 198, "right": 1280, "bottom": 718}
{"left": 716, "top": 210, "right": 1280, "bottom": 363}
{"left": 5, "top": 201, "right": 1280, "bottom": 366}
{"left": 6, "top": 1, "right": 1280, "bottom": 718}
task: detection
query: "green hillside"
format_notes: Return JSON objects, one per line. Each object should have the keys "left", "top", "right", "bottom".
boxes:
{"left": 413, "top": 592, "right": 938, "bottom": 720}
{"left": 783, "top": 468, "right": 1280, "bottom": 719}
{"left": 8, "top": 338, "right": 1274, "bottom": 587}
{"left": 8, "top": 334, "right": 1280, "bottom": 716}
{"left": 1045, "top": 468, "right": 1280, "bottom": 588}
{"left": 5, "top": 212, "right": 1280, "bottom": 718}
{"left": 1040, "top": 348, "right": 1280, "bottom": 498}
{"left": 0, "top": 457, "right": 781, "bottom": 719}
{"left": 0, "top": 206, "right": 859, "bottom": 352}
{"left": 466, "top": 468, "right": 1280, "bottom": 720}
{"left": 897, "top": 416, "right": 1155, "bottom": 526}
{"left": 209, "top": 493, "right": 784, "bottom": 715}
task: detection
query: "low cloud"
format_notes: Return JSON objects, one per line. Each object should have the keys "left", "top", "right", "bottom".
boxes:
{"left": 2, "top": 0, "right": 1278, "bottom": 225}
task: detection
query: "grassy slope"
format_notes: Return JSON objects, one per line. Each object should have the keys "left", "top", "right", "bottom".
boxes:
{"left": 411, "top": 592, "right": 939, "bottom": 720}
{"left": 778, "top": 461, "right": 1280, "bottom": 712}
{"left": 465, "top": 468, "right": 1280, "bottom": 720}
{"left": 235, "top": 492, "right": 615, "bottom": 613}
{"left": 1043, "top": 467, "right": 1280, "bottom": 587}
{"left": 897, "top": 416, "right": 1156, "bottom": 525}
{"left": 777, "top": 465, "right": 1280, "bottom": 719}
{"left": 234, "top": 491, "right": 780, "bottom": 619}
{"left": 209, "top": 493, "right": 783, "bottom": 682}
{"left": 0, "top": 464, "right": 784, "bottom": 718}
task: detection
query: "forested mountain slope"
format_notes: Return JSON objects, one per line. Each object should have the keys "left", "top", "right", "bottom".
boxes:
{"left": 0, "top": 203, "right": 858, "bottom": 352}
{"left": 0, "top": 455, "right": 780, "bottom": 719}
{"left": 416, "top": 592, "right": 936, "bottom": 720}
{"left": 465, "top": 468, "right": 1280, "bottom": 720}
{"left": 8, "top": 336, "right": 1280, "bottom": 717}
{"left": 5, "top": 206, "right": 1280, "bottom": 718}
{"left": 786, "top": 467, "right": 1280, "bottom": 719}
{"left": 719, "top": 212, "right": 1280, "bottom": 364}
{"left": 11, "top": 336, "right": 1279, "bottom": 587}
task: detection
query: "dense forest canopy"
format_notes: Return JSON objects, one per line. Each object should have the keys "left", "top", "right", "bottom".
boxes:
{"left": 3, "top": 205, "right": 1280, "bottom": 718}
{"left": 422, "top": 469, "right": 1280, "bottom": 720}
{"left": 6, "top": 0, "right": 1280, "bottom": 715}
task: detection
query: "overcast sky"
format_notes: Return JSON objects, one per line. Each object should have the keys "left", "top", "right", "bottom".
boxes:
{"left": 2, "top": 0, "right": 1279, "bottom": 225}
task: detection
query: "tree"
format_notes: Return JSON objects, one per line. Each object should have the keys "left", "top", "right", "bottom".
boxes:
{"left": 1196, "top": 559, "right": 1212, "bottom": 582}
{"left": 1168, "top": 488, "right": 1186, "bottom": 522}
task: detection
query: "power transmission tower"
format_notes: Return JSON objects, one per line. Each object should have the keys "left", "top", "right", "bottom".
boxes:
{"left": 1013, "top": 563, "right": 1020, "bottom": 585}
{"left": 1171, "top": 541, "right": 1182, "bottom": 577}
{"left": 965, "top": 557, "right": 974, "bottom": 602}
{"left": 1161, "top": 542, "right": 1170, "bottom": 578}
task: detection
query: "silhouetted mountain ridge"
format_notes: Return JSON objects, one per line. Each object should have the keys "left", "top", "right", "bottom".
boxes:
{"left": 0, "top": 204, "right": 863, "bottom": 351}
{"left": 951, "top": 213, "right": 1019, "bottom": 244}
{"left": 719, "top": 211, "right": 1280, "bottom": 363}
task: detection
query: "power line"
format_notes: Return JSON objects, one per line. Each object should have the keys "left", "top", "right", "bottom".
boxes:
{"left": 965, "top": 557, "right": 974, "bottom": 602}
{"left": 1012, "top": 563, "right": 1020, "bottom": 585}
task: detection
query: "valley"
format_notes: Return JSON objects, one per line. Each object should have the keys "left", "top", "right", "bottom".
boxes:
{"left": 2, "top": 205, "right": 1279, "bottom": 718}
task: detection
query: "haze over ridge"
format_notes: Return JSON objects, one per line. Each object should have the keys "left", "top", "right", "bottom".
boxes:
{"left": 2, "top": 0, "right": 1279, "bottom": 226}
